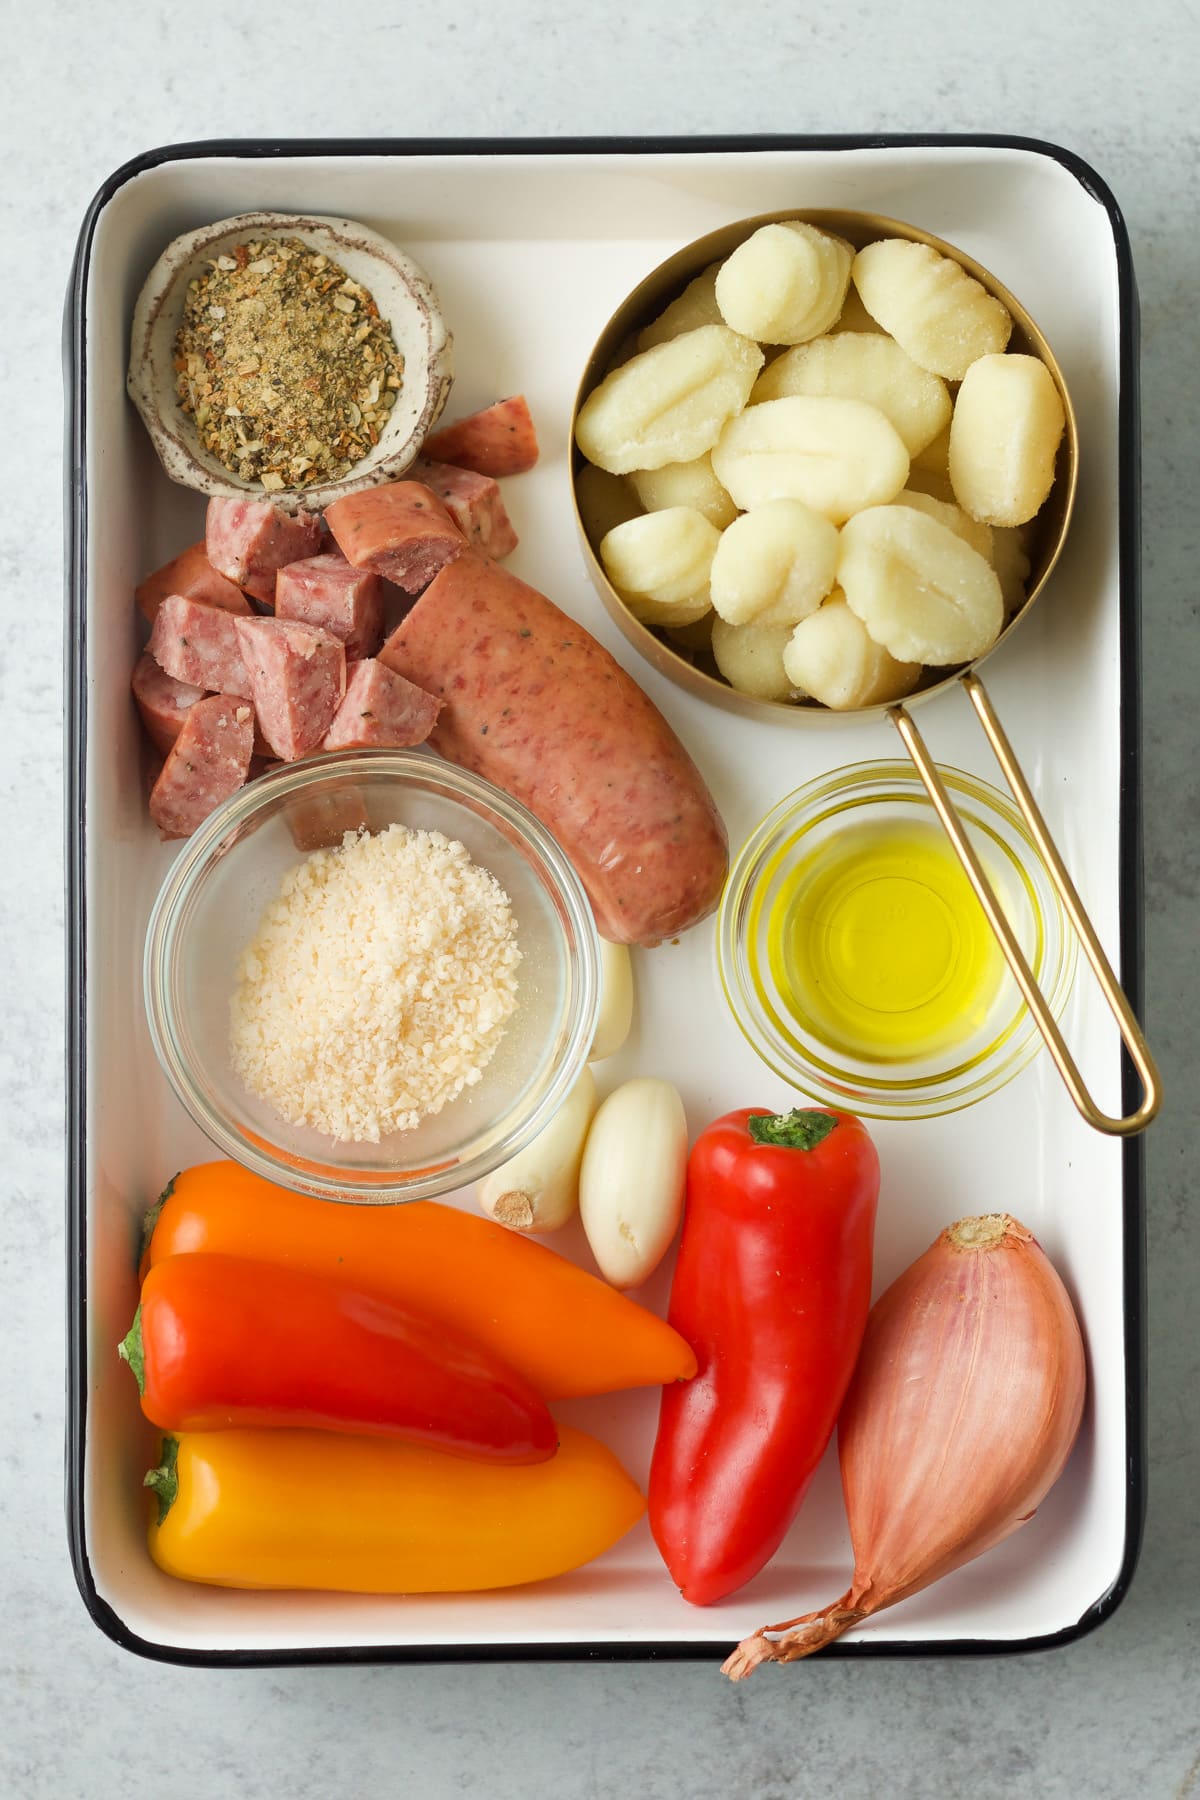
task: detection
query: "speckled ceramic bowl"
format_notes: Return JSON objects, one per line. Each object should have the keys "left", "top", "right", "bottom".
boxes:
{"left": 127, "top": 211, "right": 454, "bottom": 512}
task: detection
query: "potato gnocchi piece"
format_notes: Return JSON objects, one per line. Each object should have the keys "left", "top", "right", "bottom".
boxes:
{"left": 891, "top": 487, "right": 994, "bottom": 562}
{"left": 853, "top": 239, "right": 1012, "bottom": 381}
{"left": 829, "top": 283, "right": 885, "bottom": 335}
{"left": 712, "top": 394, "right": 910, "bottom": 523}
{"left": 711, "top": 615, "right": 799, "bottom": 701}
{"left": 838, "top": 505, "right": 1003, "bottom": 666}
{"left": 709, "top": 498, "right": 838, "bottom": 628}
{"left": 600, "top": 507, "right": 719, "bottom": 627}
{"left": 715, "top": 222, "right": 852, "bottom": 345}
{"left": 783, "top": 593, "right": 921, "bottom": 710}
{"left": 637, "top": 262, "right": 724, "bottom": 351}
{"left": 949, "top": 353, "right": 1066, "bottom": 526}
{"left": 575, "top": 462, "right": 641, "bottom": 543}
{"left": 629, "top": 454, "right": 738, "bottom": 529}
{"left": 750, "top": 332, "right": 951, "bottom": 457}
{"left": 575, "top": 325, "right": 764, "bottom": 475}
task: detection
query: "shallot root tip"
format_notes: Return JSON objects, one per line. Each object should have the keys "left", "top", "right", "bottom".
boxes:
{"left": 720, "top": 1604, "right": 866, "bottom": 1680}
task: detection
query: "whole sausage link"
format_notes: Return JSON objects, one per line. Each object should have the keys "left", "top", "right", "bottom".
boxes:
{"left": 379, "top": 553, "right": 728, "bottom": 946}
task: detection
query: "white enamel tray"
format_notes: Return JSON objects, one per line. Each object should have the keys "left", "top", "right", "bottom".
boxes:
{"left": 65, "top": 136, "right": 1146, "bottom": 1665}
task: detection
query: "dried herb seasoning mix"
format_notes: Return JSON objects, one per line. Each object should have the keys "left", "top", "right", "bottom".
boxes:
{"left": 174, "top": 239, "right": 405, "bottom": 491}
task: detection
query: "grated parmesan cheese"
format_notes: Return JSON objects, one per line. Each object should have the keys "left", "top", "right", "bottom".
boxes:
{"left": 228, "top": 822, "right": 521, "bottom": 1142}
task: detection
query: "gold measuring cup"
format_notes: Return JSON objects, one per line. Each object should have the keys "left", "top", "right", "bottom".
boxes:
{"left": 570, "top": 209, "right": 1160, "bottom": 1137}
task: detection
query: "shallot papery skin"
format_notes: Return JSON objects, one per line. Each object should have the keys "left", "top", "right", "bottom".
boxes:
{"left": 722, "top": 1213, "right": 1086, "bottom": 1678}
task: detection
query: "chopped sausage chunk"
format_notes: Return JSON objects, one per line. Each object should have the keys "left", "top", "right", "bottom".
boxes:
{"left": 233, "top": 617, "right": 347, "bottom": 761}
{"left": 148, "top": 695, "right": 255, "bottom": 839}
{"left": 322, "top": 658, "right": 442, "bottom": 751}
{"left": 324, "top": 480, "right": 466, "bottom": 594}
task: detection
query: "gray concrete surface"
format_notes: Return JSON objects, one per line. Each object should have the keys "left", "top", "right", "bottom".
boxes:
{"left": 2, "top": 2, "right": 1196, "bottom": 1794}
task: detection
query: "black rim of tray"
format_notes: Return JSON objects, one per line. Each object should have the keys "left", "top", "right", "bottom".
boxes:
{"left": 63, "top": 132, "right": 1148, "bottom": 1668}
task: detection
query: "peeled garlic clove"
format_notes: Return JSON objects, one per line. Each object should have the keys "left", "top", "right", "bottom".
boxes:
{"left": 477, "top": 1066, "right": 597, "bottom": 1234}
{"left": 590, "top": 940, "right": 634, "bottom": 1061}
{"left": 579, "top": 1078, "right": 688, "bottom": 1289}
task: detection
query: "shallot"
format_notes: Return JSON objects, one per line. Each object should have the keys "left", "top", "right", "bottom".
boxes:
{"left": 722, "top": 1212, "right": 1086, "bottom": 1678}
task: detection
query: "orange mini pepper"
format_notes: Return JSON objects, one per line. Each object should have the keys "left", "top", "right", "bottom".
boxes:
{"left": 147, "top": 1425, "right": 645, "bottom": 1593}
{"left": 144, "top": 1162, "right": 696, "bottom": 1400}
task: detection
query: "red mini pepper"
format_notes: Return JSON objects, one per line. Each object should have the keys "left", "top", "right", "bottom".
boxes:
{"left": 119, "top": 1253, "right": 557, "bottom": 1464}
{"left": 648, "top": 1107, "right": 879, "bottom": 1605}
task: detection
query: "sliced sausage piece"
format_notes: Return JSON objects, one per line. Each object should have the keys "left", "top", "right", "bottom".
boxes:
{"left": 147, "top": 593, "right": 254, "bottom": 698}
{"left": 135, "top": 542, "right": 251, "bottom": 623}
{"left": 379, "top": 553, "right": 728, "bottom": 946}
{"left": 274, "top": 554, "right": 386, "bottom": 662}
{"left": 322, "top": 658, "right": 442, "bottom": 751}
{"left": 148, "top": 695, "right": 255, "bottom": 839}
{"left": 233, "top": 618, "right": 347, "bottom": 762}
{"left": 423, "top": 396, "right": 540, "bottom": 477}
{"left": 324, "top": 481, "right": 466, "bottom": 594}
{"left": 205, "top": 497, "right": 324, "bottom": 605}
{"left": 131, "top": 651, "right": 206, "bottom": 755}
{"left": 411, "top": 458, "right": 518, "bottom": 560}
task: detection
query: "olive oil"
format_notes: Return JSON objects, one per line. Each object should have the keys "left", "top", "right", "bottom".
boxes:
{"left": 765, "top": 819, "right": 1007, "bottom": 1062}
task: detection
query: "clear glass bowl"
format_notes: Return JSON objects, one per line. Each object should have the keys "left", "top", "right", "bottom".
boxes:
{"left": 144, "top": 751, "right": 600, "bottom": 1202}
{"left": 718, "top": 761, "right": 1077, "bottom": 1120}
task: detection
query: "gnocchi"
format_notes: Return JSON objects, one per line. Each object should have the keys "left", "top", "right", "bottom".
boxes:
{"left": 852, "top": 238, "right": 1012, "bottom": 381}
{"left": 712, "top": 394, "right": 909, "bottom": 523}
{"left": 783, "top": 594, "right": 921, "bottom": 710}
{"left": 711, "top": 615, "right": 798, "bottom": 701}
{"left": 599, "top": 507, "right": 719, "bottom": 627}
{"left": 637, "top": 262, "right": 724, "bottom": 351}
{"left": 891, "top": 486, "right": 995, "bottom": 563}
{"left": 948, "top": 353, "right": 1066, "bottom": 526}
{"left": 709, "top": 498, "right": 838, "bottom": 627}
{"left": 838, "top": 504, "right": 1004, "bottom": 666}
{"left": 829, "top": 282, "right": 885, "bottom": 335}
{"left": 714, "top": 222, "right": 852, "bottom": 345}
{"left": 575, "top": 324, "right": 764, "bottom": 474}
{"left": 750, "top": 331, "right": 951, "bottom": 457}
{"left": 576, "top": 213, "right": 1068, "bottom": 715}
{"left": 629, "top": 453, "right": 738, "bottom": 529}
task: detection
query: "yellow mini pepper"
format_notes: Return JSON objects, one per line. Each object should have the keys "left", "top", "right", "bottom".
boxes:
{"left": 148, "top": 1424, "right": 645, "bottom": 1593}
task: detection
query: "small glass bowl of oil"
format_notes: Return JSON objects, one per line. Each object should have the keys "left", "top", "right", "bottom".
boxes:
{"left": 717, "top": 762, "right": 1077, "bottom": 1120}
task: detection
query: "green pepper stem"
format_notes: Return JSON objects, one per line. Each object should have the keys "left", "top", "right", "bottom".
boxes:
{"left": 117, "top": 1305, "right": 145, "bottom": 1395}
{"left": 747, "top": 1109, "right": 839, "bottom": 1150}
{"left": 144, "top": 1437, "right": 179, "bottom": 1526}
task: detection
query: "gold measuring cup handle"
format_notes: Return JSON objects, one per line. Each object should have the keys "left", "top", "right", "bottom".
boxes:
{"left": 888, "top": 673, "right": 1162, "bottom": 1137}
